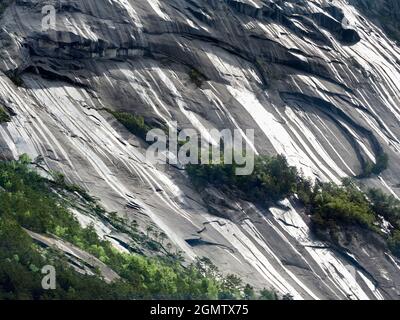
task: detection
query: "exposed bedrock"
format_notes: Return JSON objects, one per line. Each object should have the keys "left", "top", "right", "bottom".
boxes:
{"left": 1, "top": 0, "right": 400, "bottom": 299}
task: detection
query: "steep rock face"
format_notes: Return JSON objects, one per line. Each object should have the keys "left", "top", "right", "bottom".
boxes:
{"left": 350, "top": 0, "right": 400, "bottom": 42}
{"left": 0, "top": 0, "right": 400, "bottom": 299}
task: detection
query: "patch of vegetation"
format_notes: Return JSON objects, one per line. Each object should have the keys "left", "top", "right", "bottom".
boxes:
{"left": 362, "top": 153, "right": 389, "bottom": 177}
{"left": 304, "top": 181, "right": 379, "bottom": 237}
{"left": 0, "top": 156, "right": 276, "bottom": 300}
{"left": 187, "top": 154, "right": 301, "bottom": 205}
{"left": 0, "top": 1, "right": 12, "bottom": 17}
{"left": 106, "top": 109, "right": 154, "bottom": 141}
{"left": 367, "top": 188, "right": 400, "bottom": 254}
{"left": 6, "top": 72, "right": 24, "bottom": 87}
{"left": 189, "top": 69, "right": 204, "bottom": 87}
{"left": 259, "top": 288, "right": 279, "bottom": 300}
{"left": 301, "top": 179, "right": 400, "bottom": 256}
{"left": 388, "top": 230, "right": 400, "bottom": 257}
{"left": 187, "top": 152, "right": 400, "bottom": 257}
{"left": 0, "top": 107, "right": 11, "bottom": 123}
{"left": 350, "top": 0, "right": 400, "bottom": 43}
{"left": 0, "top": 219, "right": 133, "bottom": 300}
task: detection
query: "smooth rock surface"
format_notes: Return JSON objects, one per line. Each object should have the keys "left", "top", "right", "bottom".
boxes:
{"left": 1, "top": 0, "right": 400, "bottom": 299}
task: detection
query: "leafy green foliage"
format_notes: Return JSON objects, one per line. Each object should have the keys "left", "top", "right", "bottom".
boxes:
{"left": 367, "top": 188, "right": 400, "bottom": 255}
{"left": 187, "top": 154, "right": 300, "bottom": 204}
{"left": 350, "top": 0, "right": 400, "bottom": 43}
{"left": 0, "top": 107, "right": 11, "bottom": 123}
{"left": 0, "top": 218, "right": 144, "bottom": 300}
{"left": 189, "top": 68, "right": 207, "bottom": 87}
{"left": 107, "top": 110, "right": 153, "bottom": 141}
{"left": 0, "top": 0, "right": 12, "bottom": 16}
{"left": 51, "top": 171, "right": 95, "bottom": 202}
{"left": 306, "top": 182, "right": 378, "bottom": 234}
{"left": 374, "top": 153, "right": 390, "bottom": 174}
{"left": 388, "top": 230, "right": 400, "bottom": 257}
{"left": 0, "top": 156, "right": 96, "bottom": 240}
{"left": 259, "top": 288, "right": 278, "bottom": 300}
{"left": 362, "top": 153, "right": 389, "bottom": 177}
{"left": 303, "top": 180, "right": 400, "bottom": 257}
{"left": 0, "top": 156, "right": 275, "bottom": 300}
{"left": 189, "top": 69, "right": 204, "bottom": 87}
{"left": 187, "top": 151, "right": 400, "bottom": 257}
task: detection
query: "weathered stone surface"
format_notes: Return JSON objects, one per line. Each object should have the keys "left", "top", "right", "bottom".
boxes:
{"left": 1, "top": 0, "right": 400, "bottom": 299}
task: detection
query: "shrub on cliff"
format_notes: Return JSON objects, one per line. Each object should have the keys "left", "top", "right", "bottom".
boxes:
{"left": 0, "top": 156, "right": 275, "bottom": 300}
{"left": 187, "top": 154, "right": 300, "bottom": 204}
{"left": 107, "top": 110, "right": 152, "bottom": 141}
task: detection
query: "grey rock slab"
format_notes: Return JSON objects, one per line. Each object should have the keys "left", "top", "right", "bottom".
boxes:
{"left": 0, "top": 0, "right": 400, "bottom": 299}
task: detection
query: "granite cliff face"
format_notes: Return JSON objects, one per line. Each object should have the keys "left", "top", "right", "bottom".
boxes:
{"left": 1, "top": 0, "right": 400, "bottom": 299}
{"left": 350, "top": 0, "right": 400, "bottom": 42}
